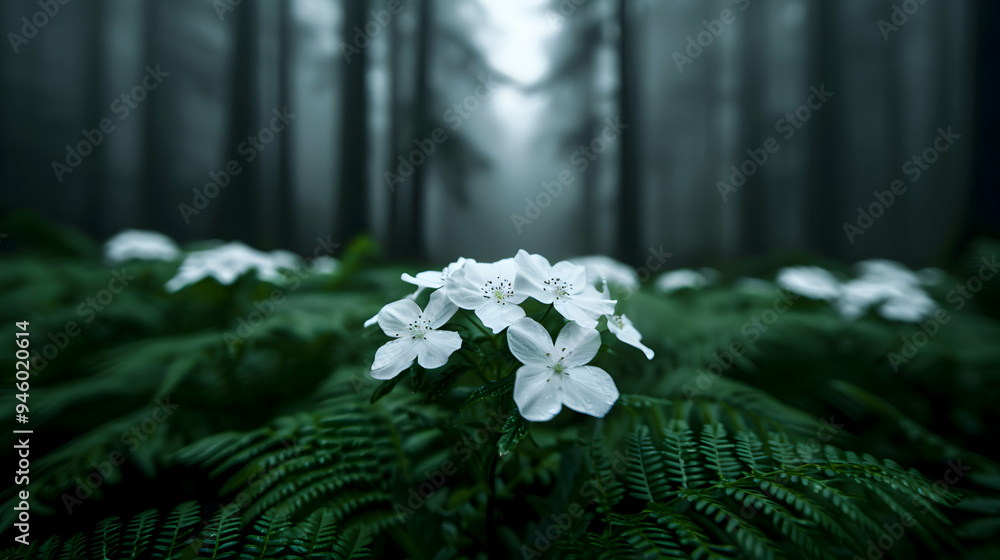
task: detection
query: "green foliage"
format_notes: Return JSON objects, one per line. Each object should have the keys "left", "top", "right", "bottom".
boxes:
{"left": 1, "top": 218, "right": 999, "bottom": 559}
{"left": 0, "top": 502, "right": 370, "bottom": 560}
{"left": 175, "top": 392, "right": 445, "bottom": 531}
{"left": 561, "top": 420, "right": 957, "bottom": 560}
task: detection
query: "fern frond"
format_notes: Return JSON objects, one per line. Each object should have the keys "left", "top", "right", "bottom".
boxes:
{"left": 624, "top": 428, "right": 670, "bottom": 502}
{"left": 121, "top": 508, "right": 158, "bottom": 559}
{"left": 196, "top": 508, "right": 242, "bottom": 559}
{"left": 153, "top": 501, "right": 201, "bottom": 559}
{"left": 88, "top": 517, "right": 120, "bottom": 560}
{"left": 662, "top": 419, "right": 703, "bottom": 489}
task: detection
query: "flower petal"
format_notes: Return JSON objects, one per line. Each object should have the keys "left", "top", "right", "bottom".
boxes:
{"left": 370, "top": 338, "right": 418, "bottom": 379}
{"left": 568, "top": 255, "right": 639, "bottom": 291}
{"left": 554, "top": 284, "right": 617, "bottom": 329}
{"left": 776, "top": 266, "right": 841, "bottom": 301}
{"left": 514, "top": 250, "right": 556, "bottom": 303}
{"left": 513, "top": 364, "right": 563, "bottom": 422}
{"left": 607, "top": 314, "right": 654, "bottom": 360}
{"left": 507, "top": 317, "right": 555, "bottom": 365}
{"left": 553, "top": 322, "right": 601, "bottom": 367}
{"left": 376, "top": 299, "right": 422, "bottom": 337}
{"left": 405, "top": 286, "right": 426, "bottom": 301}
{"left": 363, "top": 313, "right": 379, "bottom": 328}
{"left": 444, "top": 266, "right": 486, "bottom": 309}
{"left": 656, "top": 269, "right": 709, "bottom": 294}
{"left": 417, "top": 330, "right": 462, "bottom": 369}
{"left": 476, "top": 300, "right": 526, "bottom": 334}
{"left": 402, "top": 270, "right": 445, "bottom": 289}
{"left": 550, "top": 261, "right": 588, "bottom": 292}
{"left": 561, "top": 365, "right": 619, "bottom": 418}
{"left": 422, "top": 289, "right": 459, "bottom": 329}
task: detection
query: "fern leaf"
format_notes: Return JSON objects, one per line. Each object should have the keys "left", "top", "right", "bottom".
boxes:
{"left": 700, "top": 424, "right": 742, "bottom": 481}
{"left": 121, "top": 508, "right": 158, "bottom": 559}
{"left": 197, "top": 508, "right": 242, "bottom": 559}
{"left": 88, "top": 516, "right": 121, "bottom": 560}
{"left": 152, "top": 501, "right": 201, "bottom": 560}
{"left": 625, "top": 428, "right": 670, "bottom": 502}
{"left": 663, "top": 420, "right": 703, "bottom": 489}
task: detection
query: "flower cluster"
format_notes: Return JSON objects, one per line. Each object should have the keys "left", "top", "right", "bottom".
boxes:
{"left": 776, "top": 259, "right": 939, "bottom": 322}
{"left": 367, "top": 250, "right": 655, "bottom": 422}
{"left": 104, "top": 229, "right": 181, "bottom": 265}
{"left": 164, "top": 242, "right": 302, "bottom": 292}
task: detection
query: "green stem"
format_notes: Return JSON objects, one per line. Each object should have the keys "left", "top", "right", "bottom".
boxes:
{"left": 464, "top": 309, "right": 492, "bottom": 338}
{"left": 485, "top": 448, "right": 499, "bottom": 560}
{"left": 539, "top": 303, "right": 554, "bottom": 322}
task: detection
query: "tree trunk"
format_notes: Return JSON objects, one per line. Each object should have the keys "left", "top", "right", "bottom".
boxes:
{"left": 219, "top": 2, "right": 259, "bottom": 245}
{"left": 278, "top": 0, "right": 294, "bottom": 248}
{"left": 336, "top": 0, "right": 370, "bottom": 246}
{"left": 141, "top": 0, "right": 169, "bottom": 236}
{"left": 86, "top": 0, "right": 107, "bottom": 238}
{"left": 616, "top": 0, "right": 639, "bottom": 264}
{"left": 807, "top": 1, "right": 841, "bottom": 256}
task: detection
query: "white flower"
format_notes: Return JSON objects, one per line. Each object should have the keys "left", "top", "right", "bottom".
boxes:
{"left": 363, "top": 288, "right": 422, "bottom": 328}
{"left": 776, "top": 266, "right": 841, "bottom": 301}
{"left": 917, "top": 267, "right": 945, "bottom": 286}
{"left": 514, "top": 250, "right": 616, "bottom": 328}
{"left": 878, "top": 288, "right": 937, "bottom": 322}
{"left": 370, "top": 290, "right": 462, "bottom": 380}
{"left": 568, "top": 255, "right": 639, "bottom": 292}
{"left": 363, "top": 257, "right": 462, "bottom": 329}
{"left": 836, "top": 279, "right": 894, "bottom": 319}
{"left": 854, "top": 259, "right": 921, "bottom": 287}
{"left": 655, "top": 269, "right": 708, "bottom": 293}
{"left": 377, "top": 258, "right": 476, "bottom": 325}
{"left": 507, "top": 318, "right": 619, "bottom": 422}
{"left": 606, "top": 314, "right": 654, "bottom": 360}
{"left": 445, "top": 258, "right": 527, "bottom": 333}
{"left": 310, "top": 256, "right": 340, "bottom": 275}
{"left": 837, "top": 279, "right": 936, "bottom": 322}
{"left": 103, "top": 229, "right": 180, "bottom": 265}
{"left": 402, "top": 257, "right": 474, "bottom": 291}
{"left": 165, "top": 242, "right": 299, "bottom": 292}
{"left": 833, "top": 261, "right": 937, "bottom": 322}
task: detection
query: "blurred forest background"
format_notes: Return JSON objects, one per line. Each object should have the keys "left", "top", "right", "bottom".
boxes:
{"left": 0, "top": 0, "right": 997, "bottom": 265}
{"left": 4, "top": 2, "right": 1000, "bottom": 557}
